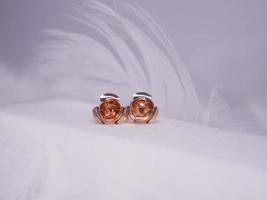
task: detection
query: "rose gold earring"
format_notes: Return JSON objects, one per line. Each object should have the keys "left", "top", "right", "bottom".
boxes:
{"left": 126, "top": 92, "right": 158, "bottom": 123}
{"left": 93, "top": 93, "right": 126, "bottom": 124}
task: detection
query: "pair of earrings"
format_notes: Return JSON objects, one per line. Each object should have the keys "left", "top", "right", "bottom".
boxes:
{"left": 93, "top": 92, "right": 158, "bottom": 124}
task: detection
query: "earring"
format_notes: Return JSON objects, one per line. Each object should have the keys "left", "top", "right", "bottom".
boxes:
{"left": 126, "top": 92, "right": 158, "bottom": 123}
{"left": 93, "top": 93, "right": 125, "bottom": 124}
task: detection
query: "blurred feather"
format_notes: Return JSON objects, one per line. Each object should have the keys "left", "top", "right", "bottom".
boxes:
{"left": 36, "top": 0, "right": 200, "bottom": 121}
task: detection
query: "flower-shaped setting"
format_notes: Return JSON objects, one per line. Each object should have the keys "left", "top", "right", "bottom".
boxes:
{"left": 126, "top": 92, "right": 158, "bottom": 123}
{"left": 93, "top": 93, "right": 125, "bottom": 124}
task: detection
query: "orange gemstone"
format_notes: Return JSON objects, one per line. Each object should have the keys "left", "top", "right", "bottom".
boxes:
{"left": 129, "top": 98, "right": 154, "bottom": 121}
{"left": 99, "top": 98, "right": 121, "bottom": 122}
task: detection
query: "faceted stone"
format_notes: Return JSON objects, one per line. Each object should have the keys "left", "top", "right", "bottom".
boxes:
{"left": 99, "top": 98, "right": 121, "bottom": 122}
{"left": 129, "top": 98, "right": 154, "bottom": 121}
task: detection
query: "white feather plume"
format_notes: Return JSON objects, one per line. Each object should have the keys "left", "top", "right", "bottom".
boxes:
{"left": 36, "top": 0, "right": 200, "bottom": 121}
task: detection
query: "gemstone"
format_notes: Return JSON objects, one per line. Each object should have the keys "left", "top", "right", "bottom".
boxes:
{"left": 99, "top": 98, "right": 121, "bottom": 122}
{"left": 129, "top": 98, "right": 154, "bottom": 121}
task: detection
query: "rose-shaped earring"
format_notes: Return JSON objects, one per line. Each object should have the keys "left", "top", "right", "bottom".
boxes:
{"left": 126, "top": 92, "right": 158, "bottom": 123}
{"left": 93, "top": 93, "right": 126, "bottom": 124}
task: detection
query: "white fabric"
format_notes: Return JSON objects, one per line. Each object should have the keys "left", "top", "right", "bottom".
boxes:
{"left": 1, "top": 100, "right": 267, "bottom": 199}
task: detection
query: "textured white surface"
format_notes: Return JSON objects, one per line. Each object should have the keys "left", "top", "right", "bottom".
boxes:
{"left": 1, "top": 100, "right": 267, "bottom": 199}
